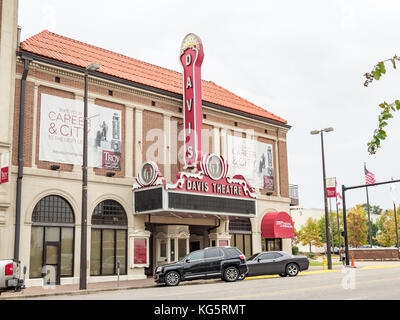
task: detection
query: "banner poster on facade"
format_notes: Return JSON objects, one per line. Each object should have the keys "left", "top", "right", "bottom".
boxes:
{"left": 0, "top": 152, "right": 10, "bottom": 184}
{"left": 134, "top": 238, "right": 147, "bottom": 265}
{"left": 326, "top": 177, "right": 336, "bottom": 198}
{"left": 227, "top": 135, "right": 274, "bottom": 190}
{"left": 39, "top": 94, "right": 122, "bottom": 170}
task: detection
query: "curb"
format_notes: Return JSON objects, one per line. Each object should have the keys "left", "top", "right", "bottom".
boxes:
{"left": 0, "top": 278, "right": 222, "bottom": 300}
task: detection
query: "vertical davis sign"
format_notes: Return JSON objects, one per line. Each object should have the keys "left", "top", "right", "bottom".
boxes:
{"left": 180, "top": 33, "right": 204, "bottom": 168}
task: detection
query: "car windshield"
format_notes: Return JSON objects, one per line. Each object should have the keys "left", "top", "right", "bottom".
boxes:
{"left": 247, "top": 253, "right": 260, "bottom": 261}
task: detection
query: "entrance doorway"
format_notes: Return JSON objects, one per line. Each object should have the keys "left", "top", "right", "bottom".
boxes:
{"left": 43, "top": 242, "right": 60, "bottom": 285}
{"left": 190, "top": 241, "right": 201, "bottom": 252}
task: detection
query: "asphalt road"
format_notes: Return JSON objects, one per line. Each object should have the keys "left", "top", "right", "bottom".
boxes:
{"left": 29, "top": 265, "right": 400, "bottom": 300}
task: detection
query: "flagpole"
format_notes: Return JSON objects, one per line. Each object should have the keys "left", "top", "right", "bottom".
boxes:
{"left": 329, "top": 198, "right": 334, "bottom": 251}
{"left": 364, "top": 162, "right": 373, "bottom": 247}
{"left": 393, "top": 201, "right": 399, "bottom": 256}
{"left": 365, "top": 185, "right": 373, "bottom": 247}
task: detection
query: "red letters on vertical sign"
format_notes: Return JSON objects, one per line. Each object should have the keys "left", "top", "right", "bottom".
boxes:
{"left": 0, "top": 152, "right": 9, "bottom": 184}
{"left": 179, "top": 34, "right": 204, "bottom": 168}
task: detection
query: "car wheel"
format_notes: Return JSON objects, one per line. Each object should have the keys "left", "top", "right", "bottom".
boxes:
{"left": 165, "top": 271, "right": 181, "bottom": 286}
{"left": 279, "top": 273, "right": 287, "bottom": 277}
{"left": 286, "top": 263, "right": 299, "bottom": 277}
{"left": 223, "top": 266, "right": 240, "bottom": 282}
{"left": 238, "top": 273, "right": 246, "bottom": 281}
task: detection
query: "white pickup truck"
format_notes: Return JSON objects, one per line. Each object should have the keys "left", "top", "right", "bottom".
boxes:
{"left": 0, "top": 260, "right": 25, "bottom": 295}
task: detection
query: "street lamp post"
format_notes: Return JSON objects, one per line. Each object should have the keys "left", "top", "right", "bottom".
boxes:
{"left": 311, "top": 127, "right": 334, "bottom": 270}
{"left": 80, "top": 62, "right": 100, "bottom": 290}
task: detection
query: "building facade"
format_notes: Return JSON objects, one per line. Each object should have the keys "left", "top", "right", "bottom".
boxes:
{"left": 1, "top": 2, "right": 294, "bottom": 287}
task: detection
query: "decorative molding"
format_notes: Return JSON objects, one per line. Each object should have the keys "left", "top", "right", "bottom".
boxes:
{"left": 129, "top": 229, "right": 151, "bottom": 238}
{"left": 166, "top": 171, "right": 204, "bottom": 190}
{"left": 18, "top": 59, "right": 181, "bottom": 107}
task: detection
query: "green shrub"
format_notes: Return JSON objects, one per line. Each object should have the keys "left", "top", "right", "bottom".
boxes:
{"left": 292, "top": 246, "right": 299, "bottom": 255}
{"left": 307, "top": 253, "right": 316, "bottom": 259}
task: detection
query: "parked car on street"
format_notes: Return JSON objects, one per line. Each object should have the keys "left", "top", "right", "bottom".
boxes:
{"left": 0, "top": 259, "right": 25, "bottom": 295}
{"left": 244, "top": 251, "right": 309, "bottom": 278}
{"left": 154, "top": 246, "right": 248, "bottom": 286}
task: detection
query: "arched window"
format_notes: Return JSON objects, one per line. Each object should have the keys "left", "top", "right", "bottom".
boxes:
{"left": 229, "top": 217, "right": 252, "bottom": 258}
{"left": 29, "top": 195, "right": 75, "bottom": 283}
{"left": 90, "top": 200, "right": 128, "bottom": 276}
{"left": 91, "top": 200, "right": 127, "bottom": 226}
{"left": 32, "top": 195, "right": 74, "bottom": 224}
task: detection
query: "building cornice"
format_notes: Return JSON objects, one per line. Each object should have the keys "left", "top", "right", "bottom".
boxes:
{"left": 17, "top": 51, "right": 291, "bottom": 130}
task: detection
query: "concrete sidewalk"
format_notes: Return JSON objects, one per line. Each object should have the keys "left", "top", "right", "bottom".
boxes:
{"left": 2, "top": 260, "right": 400, "bottom": 300}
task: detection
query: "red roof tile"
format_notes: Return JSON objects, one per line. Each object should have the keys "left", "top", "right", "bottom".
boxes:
{"left": 20, "top": 30, "right": 287, "bottom": 125}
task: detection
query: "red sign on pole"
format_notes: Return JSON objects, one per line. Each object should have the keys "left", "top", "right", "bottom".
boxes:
{"left": 326, "top": 177, "right": 336, "bottom": 198}
{"left": 180, "top": 34, "right": 204, "bottom": 168}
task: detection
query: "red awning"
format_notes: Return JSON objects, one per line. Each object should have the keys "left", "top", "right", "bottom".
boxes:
{"left": 261, "top": 211, "right": 294, "bottom": 239}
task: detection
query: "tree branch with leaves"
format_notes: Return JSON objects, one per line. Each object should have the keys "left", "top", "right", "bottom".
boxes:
{"left": 364, "top": 55, "right": 400, "bottom": 154}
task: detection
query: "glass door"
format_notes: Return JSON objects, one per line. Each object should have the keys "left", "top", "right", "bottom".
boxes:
{"left": 43, "top": 241, "right": 60, "bottom": 285}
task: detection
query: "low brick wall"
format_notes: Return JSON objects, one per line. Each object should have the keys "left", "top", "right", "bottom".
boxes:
{"left": 349, "top": 248, "right": 399, "bottom": 260}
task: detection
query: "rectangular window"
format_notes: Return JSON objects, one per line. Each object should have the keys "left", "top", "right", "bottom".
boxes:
{"left": 178, "top": 239, "right": 187, "bottom": 260}
{"left": 159, "top": 239, "right": 167, "bottom": 262}
{"left": 170, "top": 239, "right": 175, "bottom": 262}
{"left": 45, "top": 227, "right": 60, "bottom": 242}
{"left": 29, "top": 227, "right": 44, "bottom": 278}
{"left": 235, "top": 234, "right": 244, "bottom": 254}
{"left": 102, "top": 230, "right": 115, "bottom": 275}
{"left": 116, "top": 231, "right": 127, "bottom": 274}
{"left": 90, "top": 229, "right": 101, "bottom": 276}
{"left": 60, "top": 228, "right": 74, "bottom": 277}
{"left": 244, "top": 234, "right": 252, "bottom": 258}
{"left": 264, "top": 238, "right": 282, "bottom": 251}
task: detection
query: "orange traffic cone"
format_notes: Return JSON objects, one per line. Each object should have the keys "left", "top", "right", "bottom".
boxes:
{"left": 351, "top": 255, "right": 356, "bottom": 268}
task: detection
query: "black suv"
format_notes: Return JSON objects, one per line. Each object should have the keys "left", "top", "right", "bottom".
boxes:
{"left": 154, "top": 246, "right": 248, "bottom": 286}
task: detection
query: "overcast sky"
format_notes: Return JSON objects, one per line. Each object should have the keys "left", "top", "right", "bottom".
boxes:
{"left": 18, "top": 0, "right": 400, "bottom": 211}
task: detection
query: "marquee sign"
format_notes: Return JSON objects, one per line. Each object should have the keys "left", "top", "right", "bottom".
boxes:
{"left": 133, "top": 155, "right": 256, "bottom": 200}
{"left": 167, "top": 154, "right": 256, "bottom": 199}
{"left": 179, "top": 33, "right": 204, "bottom": 169}
{"left": 133, "top": 155, "right": 256, "bottom": 216}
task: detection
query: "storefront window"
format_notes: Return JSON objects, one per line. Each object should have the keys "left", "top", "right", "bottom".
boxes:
{"left": 90, "top": 200, "right": 127, "bottom": 276}
{"left": 159, "top": 239, "right": 167, "bottom": 261}
{"left": 229, "top": 217, "right": 252, "bottom": 258}
{"left": 90, "top": 229, "right": 101, "bottom": 276}
{"left": 61, "top": 228, "right": 74, "bottom": 277}
{"left": 264, "top": 238, "right": 282, "bottom": 251}
{"left": 170, "top": 239, "right": 175, "bottom": 262}
{"left": 178, "top": 239, "right": 187, "bottom": 260}
{"left": 29, "top": 227, "right": 44, "bottom": 278}
{"left": 116, "top": 230, "right": 127, "bottom": 274}
{"left": 29, "top": 195, "right": 75, "bottom": 281}
{"left": 102, "top": 230, "right": 115, "bottom": 275}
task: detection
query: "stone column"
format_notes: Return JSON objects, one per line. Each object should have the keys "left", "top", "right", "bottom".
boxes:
{"left": 134, "top": 108, "right": 143, "bottom": 177}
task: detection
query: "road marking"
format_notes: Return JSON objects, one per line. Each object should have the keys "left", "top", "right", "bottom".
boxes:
{"left": 244, "top": 270, "right": 340, "bottom": 280}
{"left": 216, "top": 276, "right": 400, "bottom": 300}
{"left": 244, "top": 265, "right": 400, "bottom": 281}
{"left": 359, "top": 265, "right": 400, "bottom": 270}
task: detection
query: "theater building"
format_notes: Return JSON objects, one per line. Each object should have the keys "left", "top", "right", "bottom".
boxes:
{"left": 0, "top": 2, "right": 294, "bottom": 286}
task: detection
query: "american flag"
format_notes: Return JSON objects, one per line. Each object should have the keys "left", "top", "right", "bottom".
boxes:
{"left": 364, "top": 164, "right": 376, "bottom": 185}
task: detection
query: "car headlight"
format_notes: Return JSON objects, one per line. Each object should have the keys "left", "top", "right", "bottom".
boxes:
{"left": 156, "top": 266, "right": 163, "bottom": 273}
